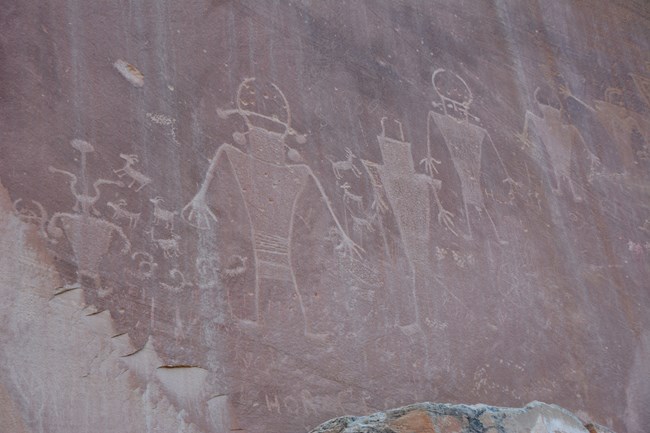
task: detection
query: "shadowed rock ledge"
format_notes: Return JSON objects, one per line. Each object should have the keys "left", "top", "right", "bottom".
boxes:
{"left": 309, "top": 401, "right": 615, "bottom": 433}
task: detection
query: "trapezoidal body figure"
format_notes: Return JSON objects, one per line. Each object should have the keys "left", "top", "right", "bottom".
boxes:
{"left": 182, "top": 78, "right": 361, "bottom": 339}
{"left": 428, "top": 69, "right": 516, "bottom": 243}
{"left": 561, "top": 85, "right": 648, "bottom": 173}
{"left": 516, "top": 86, "right": 600, "bottom": 202}
{"left": 361, "top": 118, "right": 452, "bottom": 335}
{"left": 47, "top": 139, "right": 130, "bottom": 288}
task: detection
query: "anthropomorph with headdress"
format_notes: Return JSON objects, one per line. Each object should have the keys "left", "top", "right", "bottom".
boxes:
{"left": 47, "top": 139, "right": 130, "bottom": 288}
{"left": 182, "top": 78, "right": 362, "bottom": 339}
{"left": 428, "top": 69, "right": 517, "bottom": 243}
{"left": 361, "top": 117, "right": 454, "bottom": 336}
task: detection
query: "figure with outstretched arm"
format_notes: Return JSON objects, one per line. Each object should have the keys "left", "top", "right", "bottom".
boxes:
{"left": 427, "top": 69, "right": 518, "bottom": 243}
{"left": 182, "top": 78, "right": 361, "bottom": 338}
{"left": 516, "top": 86, "right": 599, "bottom": 201}
{"left": 181, "top": 144, "right": 230, "bottom": 230}
{"left": 47, "top": 211, "right": 131, "bottom": 254}
{"left": 420, "top": 173, "right": 458, "bottom": 237}
{"left": 49, "top": 166, "right": 123, "bottom": 216}
{"left": 559, "top": 84, "right": 640, "bottom": 174}
{"left": 368, "top": 117, "right": 454, "bottom": 336}
{"left": 484, "top": 131, "right": 521, "bottom": 199}
{"left": 421, "top": 115, "right": 458, "bottom": 235}
{"left": 420, "top": 108, "right": 443, "bottom": 177}
{"left": 44, "top": 139, "right": 132, "bottom": 289}
{"left": 300, "top": 165, "right": 365, "bottom": 259}
{"left": 182, "top": 146, "right": 363, "bottom": 259}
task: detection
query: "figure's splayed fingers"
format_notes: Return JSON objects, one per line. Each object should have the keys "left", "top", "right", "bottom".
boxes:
{"left": 419, "top": 157, "right": 441, "bottom": 175}
{"left": 584, "top": 153, "right": 602, "bottom": 183}
{"left": 438, "top": 208, "right": 458, "bottom": 237}
{"left": 335, "top": 232, "right": 365, "bottom": 260}
{"left": 371, "top": 196, "right": 388, "bottom": 214}
{"left": 181, "top": 198, "right": 217, "bottom": 230}
{"left": 589, "top": 153, "right": 602, "bottom": 169}
{"left": 557, "top": 84, "right": 571, "bottom": 99}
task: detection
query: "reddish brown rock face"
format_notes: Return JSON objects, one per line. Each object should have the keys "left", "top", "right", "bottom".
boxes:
{"left": 0, "top": 1, "right": 649, "bottom": 433}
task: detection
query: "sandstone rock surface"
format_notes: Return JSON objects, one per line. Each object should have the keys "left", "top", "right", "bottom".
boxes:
{"left": 1, "top": 1, "right": 649, "bottom": 433}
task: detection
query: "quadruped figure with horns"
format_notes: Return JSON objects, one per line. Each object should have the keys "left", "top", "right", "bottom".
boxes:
{"left": 182, "top": 78, "right": 362, "bottom": 339}
{"left": 427, "top": 69, "right": 518, "bottom": 244}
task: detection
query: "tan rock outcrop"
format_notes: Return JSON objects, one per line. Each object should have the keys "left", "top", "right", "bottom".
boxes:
{"left": 310, "top": 402, "right": 614, "bottom": 433}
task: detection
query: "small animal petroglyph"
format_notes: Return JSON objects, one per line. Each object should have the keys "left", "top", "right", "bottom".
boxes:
{"left": 147, "top": 229, "right": 181, "bottom": 258}
{"left": 328, "top": 147, "right": 362, "bottom": 180}
{"left": 113, "top": 59, "right": 144, "bottom": 88}
{"left": 161, "top": 269, "right": 189, "bottom": 292}
{"left": 113, "top": 154, "right": 151, "bottom": 192}
{"left": 48, "top": 166, "right": 123, "bottom": 216}
{"left": 131, "top": 251, "right": 157, "bottom": 279}
{"left": 106, "top": 199, "right": 140, "bottom": 229}
{"left": 340, "top": 182, "right": 363, "bottom": 210}
{"left": 149, "top": 196, "right": 177, "bottom": 230}
{"left": 351, "top": 215, "right": 374, "bottom": 234}
{"left": 157, "top": 236, "right": 180, "bottom": 258}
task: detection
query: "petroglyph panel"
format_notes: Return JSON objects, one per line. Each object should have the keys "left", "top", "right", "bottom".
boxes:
{"left": 1, "top": 1, "right": 649, "bottom": 433}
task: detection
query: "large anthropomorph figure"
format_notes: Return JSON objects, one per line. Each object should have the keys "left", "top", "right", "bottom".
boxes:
{"left": 362, "top": 118, "right": 454, "bottom": 335}
{"left": 516, "top": 86, "right": 600, "bottom": 202}
{"left": 182, "top": 78, "right": 361, "bottom": 339}
{"left": 427, "top": 69, "right": 516, "bottom": 243}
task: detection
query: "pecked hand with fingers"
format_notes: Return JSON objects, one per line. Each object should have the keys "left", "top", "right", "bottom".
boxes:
{"left": 181, "top": 193, "right": 218, "bottom": 230}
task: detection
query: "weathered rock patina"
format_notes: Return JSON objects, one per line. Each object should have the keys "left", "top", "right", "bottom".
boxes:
{"left": 1, "top": 1, "right": 649, "bottom": 432}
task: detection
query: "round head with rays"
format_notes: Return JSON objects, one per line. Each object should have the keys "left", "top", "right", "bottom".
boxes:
{"left": 218, "top": 78, "right": 306, "bottom": 164}
{"left": 432, "top": 69, "right": 474, "bottom": 121}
